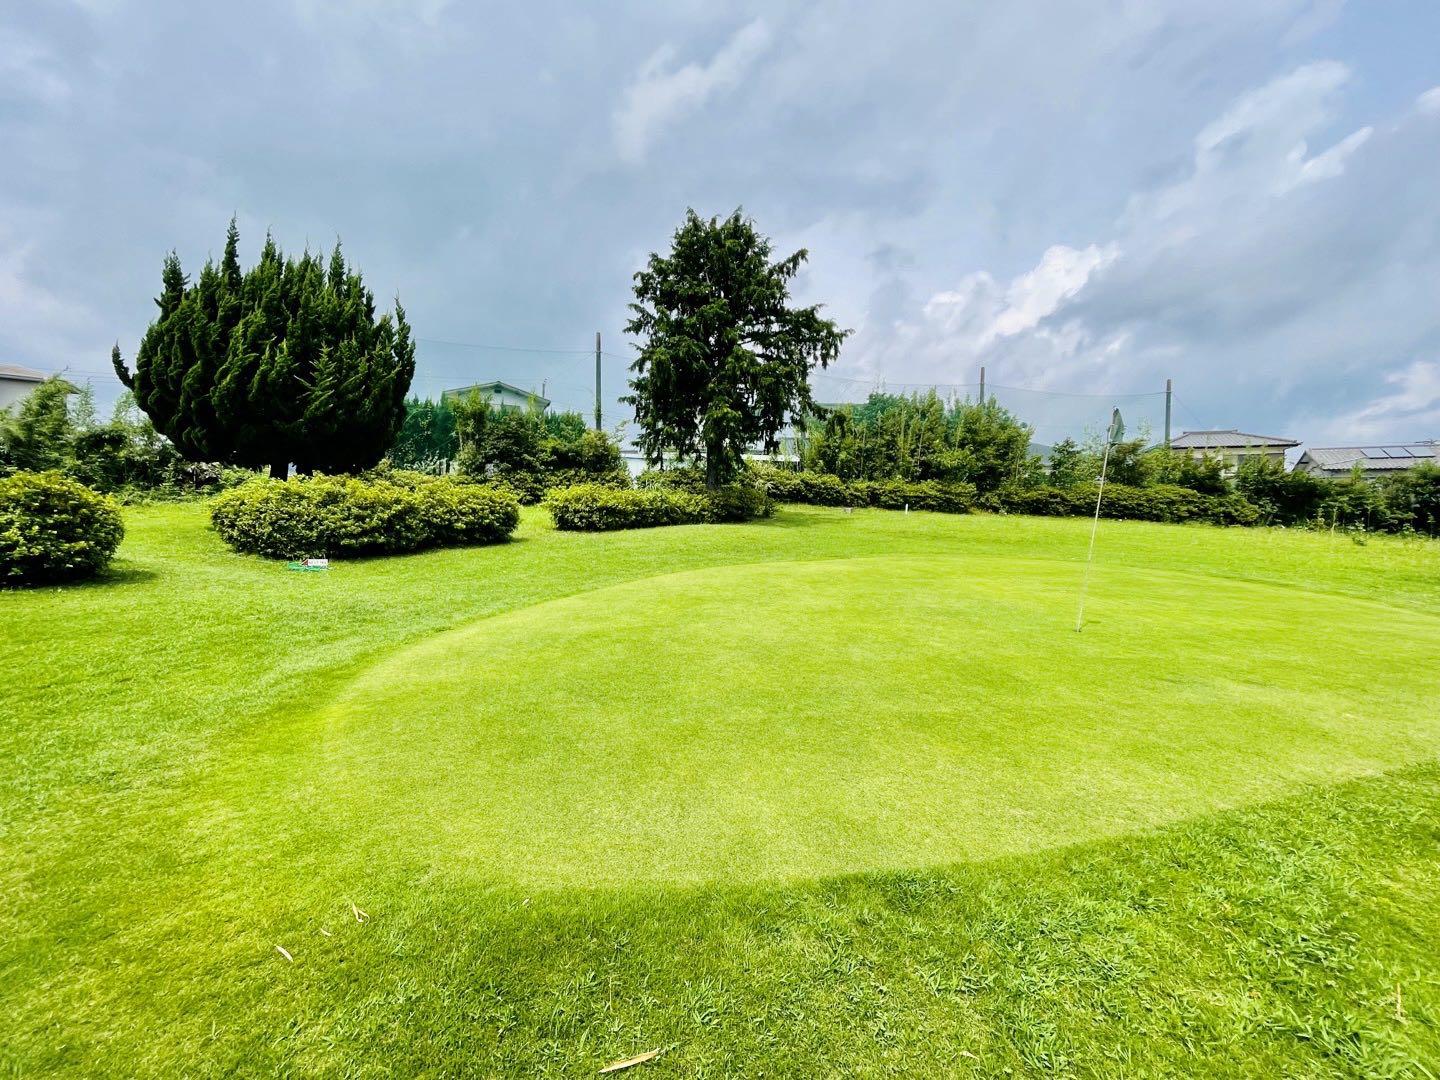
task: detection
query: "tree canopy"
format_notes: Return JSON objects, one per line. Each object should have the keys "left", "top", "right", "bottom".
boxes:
{"left": 624, "top": 209, "right": 848, "bottom": 486}
{"left": 113, "top": 220, "right": 415, "bottom": 478}
{"left": 801, "top": 391, "right": 1040, "bottom": 493}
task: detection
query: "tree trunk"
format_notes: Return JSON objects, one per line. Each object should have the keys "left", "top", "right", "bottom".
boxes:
{"left": 269, "top": 459, "right": 289, "bottom": 480}
{"left": 705, "top": 437, "right": 724, "bottom": 489}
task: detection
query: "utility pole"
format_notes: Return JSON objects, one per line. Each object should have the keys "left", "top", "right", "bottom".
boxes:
{"left": 979, "top": 365, "right": 986, "bottom": 404}
{"left": 1164, "top": 378, "right": 1173, "bottom": 448}
{"left": 594, "top": 331, "right": 602, "bottom": 430}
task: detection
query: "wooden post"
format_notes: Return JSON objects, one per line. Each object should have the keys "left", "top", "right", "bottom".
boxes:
{"left": 594, "top": 332, "right": 602, "bottom": 430}
{"left": 1164, "top": 378, "right": 1173, "bottom": 448}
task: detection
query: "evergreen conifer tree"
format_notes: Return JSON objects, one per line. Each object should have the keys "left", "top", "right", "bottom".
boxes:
{"left": 114, "top": 220, "right": 415, "bottom": 477}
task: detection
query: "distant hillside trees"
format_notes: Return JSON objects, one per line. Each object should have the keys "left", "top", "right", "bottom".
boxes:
{"left": 625, "top": 209, "right": 848, "bottom": 487}
{"left": 114, "top": 220, "right": 415, "bottom": 479}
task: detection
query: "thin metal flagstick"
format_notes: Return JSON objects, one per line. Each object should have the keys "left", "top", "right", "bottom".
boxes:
{"left": 1075, "top": 417, "right": 1118, "bottom": 633}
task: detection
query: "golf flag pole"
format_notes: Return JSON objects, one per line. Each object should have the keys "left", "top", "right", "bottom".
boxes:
{"left": 1075, "top": 408, "right": 1124, "bottom": 633}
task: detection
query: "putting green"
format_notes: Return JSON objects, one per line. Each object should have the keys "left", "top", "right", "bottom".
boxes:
{"left": 311, "top": 554, "right": 1440, "bottom": 887}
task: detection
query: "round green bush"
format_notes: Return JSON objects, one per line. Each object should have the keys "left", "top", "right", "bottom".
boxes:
{"left": 210, "top": 475, "right": 519, "bottom": 559}
{"left": 0, "top": 471, "right": 125, "bottom": 585}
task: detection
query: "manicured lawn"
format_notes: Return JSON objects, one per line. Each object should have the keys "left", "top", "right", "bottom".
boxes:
{"left": 3, "top": 503, "right": 1439, "bottom": 1076}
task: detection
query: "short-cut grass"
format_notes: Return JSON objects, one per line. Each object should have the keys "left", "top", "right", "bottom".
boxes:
{"left": 3, "top": 503, "right": 1439, "bottom": 1076}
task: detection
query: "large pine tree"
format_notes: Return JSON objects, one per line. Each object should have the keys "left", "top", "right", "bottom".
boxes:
{"left": 113, "top": 221, "right": 415, "bottom": 478}
{"left": 624, "top": 209, "right": 848, "bottom": 487}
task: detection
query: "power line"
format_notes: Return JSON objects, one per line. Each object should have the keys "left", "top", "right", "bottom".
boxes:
{"left": 809, "top": 371, "right": 1165, "bottom": 400}
{"left": 1171, "top": 394, "right": 1212, "bottom": 433}
{"left": 416, "top": 336, "right": 592, "bottom": 356}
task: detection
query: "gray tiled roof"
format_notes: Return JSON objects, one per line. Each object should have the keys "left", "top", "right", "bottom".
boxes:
{"left": 1300, "top": 443, "right": 1437, "bottom": 472}
{"left": 1170, "top": 429, "right": 1299, "bottom": 449}
{"left": 0, "top": 363, "right": 48, "bottom": 382}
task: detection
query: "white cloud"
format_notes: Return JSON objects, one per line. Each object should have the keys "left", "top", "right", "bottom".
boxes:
{"left": 0, "top": 33, "right": 72, "bottom": 108}
{"left": 612, "top": 19, "right": 772, "bottom": 165}
{"left": 1418, "top": 87, "right": 1440, "bottom": 115}
{"left": 839, "top": 60, "right": 1440, "bottom": 440}
{"left": 1302, "top": 361, "right": 1440, "bottom": 443}
{"left": 1134, "top": 61, "right": 1360, "bottom": 218}
{"left": 923, "top": 244, "right": 1118, "bottom": 351}
{"left": 1284, "top": 125, "right": 1372, "bottom": 191}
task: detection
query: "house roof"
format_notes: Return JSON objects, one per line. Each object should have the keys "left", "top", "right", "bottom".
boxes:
{"left": 1298, "top": 443, "right": 1437, "bottom": 472}
{"left": 441, "top": 380, "right": 550, "bottom": 407}
{"left": 1169, "top": 429, "right": 1299, "bottom": 449}
{"left": 0, "top": 363, "right": 48, "bottom": 383}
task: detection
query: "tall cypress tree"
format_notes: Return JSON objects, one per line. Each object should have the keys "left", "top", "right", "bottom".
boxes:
{"left": 114, "top": 220, "right": 415, "bottom": 478}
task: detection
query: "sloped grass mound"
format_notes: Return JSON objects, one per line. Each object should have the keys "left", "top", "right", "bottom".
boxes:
{"left": 312, "top": 554, "right": 1440, "bottom": 887}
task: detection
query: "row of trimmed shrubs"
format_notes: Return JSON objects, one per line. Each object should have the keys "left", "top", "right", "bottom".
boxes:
{"left": 988, "top": 483, "right": 1260, "bottom": 526}
{"left": 211, "top": 472, "right": 520, "bottom": 558}
{"left": 1, "top": 471, "right": 125, "bottom": 585}
{"left": 748, "top": 465, "right": 977, "bottom": 514}
{"left": 546, "top": 482, "right": 773, "bottom": 531}
{"left": 748, "top": 465, "right": 1259, "bottom": 526}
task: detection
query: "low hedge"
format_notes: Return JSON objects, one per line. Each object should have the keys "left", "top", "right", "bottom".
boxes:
{"left": 853, "top": 478, "right": 976, "bottom": 514}
{"left": 210, "top": 474, "right": 519, "bottom": 559}
{"left": 0, "top": 471, "right": 125, "bottom": 585}
{"left": 707, "top": 483, "right": 775, "bottom": 523}
{"left": 750, "top": 466, "right": 854, "bottom": 506}
{"left": 993, "top": 483, "right": 1260, "bottom": 526}
{"left": 750, "top": 466, "right": 977, "bottom": 514}
{"left": 546, "top": 484, "right": 713, "bottom": 531}
{"left": 747, "top": 465, "right": 1256, "bottom": 525}
{"left": 635, "top": 465, "right": 709, "bottom": 494}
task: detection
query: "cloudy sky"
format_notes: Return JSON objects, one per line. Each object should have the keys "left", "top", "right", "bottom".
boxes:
{"left": 3, "top": 0, "right": 1438, "bottom": 446}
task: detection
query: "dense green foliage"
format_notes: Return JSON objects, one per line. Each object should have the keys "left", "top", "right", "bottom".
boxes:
{"left": 749, "top": 463, "right": 976, "bottom": 514}
{"left": 387, "top": 395, "right": 458, "bottom": 472}
{"left": 545, "top": 483, "right": 715, "bottom": 530}
{"left": 1378, "top": 461, "right": 1440, "bottom": 534}
{"left": 624, "top": 209, "right": 848, "bottom": 486}
{"left": 992, "top": 482, "right": 1260, "bottom": 525}
{"left": 452, "top": 399, "right": 628, "bottom": 501}
{"left": 0, "top": 380, "right": 240, "bottom": 498}
{"left": 783, "top": 389, "right": 1440, "bottom": 534}
{"left": 0, "top": 471, "right": 124, "bottom": 584}
{"left": 803, "top": 391, "right": 1038, "bottom": 494}
{"left": 0, "top": 377, "right": 75, "bottom": 474}
{"left": 210, "top": 473, "right": 518, "bottom": 558}
{"left": 113, "top": 220, "right": 415, "bottom": 478}
{"left": 4, "top": 505, "right": 1439, "bottom": 1075}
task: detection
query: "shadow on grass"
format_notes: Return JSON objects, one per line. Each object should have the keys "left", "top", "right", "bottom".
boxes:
{"left": 754, "top": 507, "right": 852, "bottom": 528}
{"left": 2, "top": 565, "right": 160, "bottom": 592}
